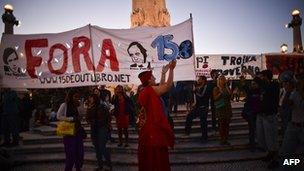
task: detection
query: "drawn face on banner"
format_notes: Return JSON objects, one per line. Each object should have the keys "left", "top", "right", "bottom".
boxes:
{"left": 127, "top": 42, "right": 147, "bottom": 66}
{"left": 2, "top": 47, "right": 23, "bottom": 76}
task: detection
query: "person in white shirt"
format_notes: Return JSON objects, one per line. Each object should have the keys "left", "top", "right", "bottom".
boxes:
{"left": 57, "top": 90, "right": 85, "bottom": 171}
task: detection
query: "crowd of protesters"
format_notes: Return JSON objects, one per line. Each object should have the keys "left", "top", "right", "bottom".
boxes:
{"left": 1, "top": 65, "right": 303, "bottom": 170}
{"left": 181, "top": 68, "right": 303, "bottom": 170}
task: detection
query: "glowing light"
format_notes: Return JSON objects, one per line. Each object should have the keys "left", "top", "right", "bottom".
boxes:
{"left": 281, "top": 44, "right": 288, "bottom": 53}
{"left": 78, "top": 42, "right": 84, "bottom": 48}
{"left": 285, "top": 24, "right": 289, "bottom": 28}
{"left": 98, "top": 44, "right": 101, "bottom": 48}
{"left": 106, "top": 49, "right": 110, "bottom": 56}
{"left": 36, "top": 50, "right": 42, "bottom": 55}
{"left": 292, "top": 9, "right": 300, "bottom": 16}
{"left": 15, "top": 46, "right": 19, "bottom": 50}
{"left": 66, "top": 43, "right": 71, "bottom": 49}
{"left": 4, "top": 4, "right": 13, "bottom": 11}
{"left": 54, "top": 58, "right": 59, "bottom": 63}
{"left": 20, "top": 52, "right": 24, "bottom": 57}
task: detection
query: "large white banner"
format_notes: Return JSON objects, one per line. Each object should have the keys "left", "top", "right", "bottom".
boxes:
{"left": 0, "top": 19, "right": 195, "bottom": 88}
{"left": 195, "top": 54, "right": 262, "bottom": 79}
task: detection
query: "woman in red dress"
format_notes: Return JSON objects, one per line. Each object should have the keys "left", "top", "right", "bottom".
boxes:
{"left": 112, "top": 85, "right": 133, "bottom": 147}
{"left": 137, "top": 60, "right": 176, "bottom": 171}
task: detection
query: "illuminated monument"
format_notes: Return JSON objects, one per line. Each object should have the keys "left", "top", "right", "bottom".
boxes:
{"left": 131, "top": 0, "right": 170, "bottom": 28}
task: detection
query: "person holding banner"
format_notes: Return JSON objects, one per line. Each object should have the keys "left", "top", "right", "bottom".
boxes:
{"left": 137, "top": 60, "right": 176, "bottom": 171}
{"left": 213, "top": 75, "right": 232, "bottom": 145}
{"left": 57, "top": 90, "right": 85, "bottom": 171}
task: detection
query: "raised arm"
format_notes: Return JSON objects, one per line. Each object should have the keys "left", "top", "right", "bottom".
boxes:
{"left": 160, "top": 64, "right": 170, "bottom": 85}
{"left": 153, "top": 60, "right": 176, "bottom": 96}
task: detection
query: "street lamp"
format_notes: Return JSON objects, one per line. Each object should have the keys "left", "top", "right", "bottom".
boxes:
{"left": 292, "top": 9, "right": 300, "bottom": 16}
{"left": 4, "top": 4, "right": 13, "bottom": 11}
{"left": 280, "top": 44, "right": 288, "bottom": 53}
{"left": 287, "top": 9, "right": 303, "bottom": 53}
{"left": 2, "top": 4, "right": 19, "bottom": 34}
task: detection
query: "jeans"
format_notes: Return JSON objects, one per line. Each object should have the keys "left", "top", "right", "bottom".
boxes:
{"left": 185, "top": 106, "right": 208, "bottom": 139}
{"left": 91, "top": 124, "right": 111, "bottom": 167}
{"left": 243, "top": 111, "right": 257, "bottom": 145}
{"left": 256, "top": 114, "right": 278, "bottom": 152}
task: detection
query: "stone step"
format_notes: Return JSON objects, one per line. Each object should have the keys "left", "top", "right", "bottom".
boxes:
{"left": 35, "top": 121, "right": 250, "bottom": 136}
{"left": 48, "top": 115, "right": 246, "bottom": 127}
{"left": 111, "top": 122, "right": 249, "bottom": 134}
{"left": 12, "top": 160, "right": 286, "bottom": 171}
{"left": 22, "top": 129, "right": 251, "bottom": 145}
{"left": 170, "top": 111, "right": 242, "bottom": 120}
{"left": 47, "top": 111, "right": 244, "bottom": 128}
{"left": 11, "top": 139, "right": 257, "bottom": 155}
{"left": 13, "top": 149, "right": 266, "bottom": 166}
{"left": 160, "top": 116, "right": 245, "bottom": 127}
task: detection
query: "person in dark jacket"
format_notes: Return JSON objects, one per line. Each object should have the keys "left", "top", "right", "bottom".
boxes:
{"left": 0, "top": 88, "right": 20, "bottom": 147}
{"left": 184, "top": 76, "right": 211, "bottom": 142}
{"left": 19, "top": 93, "right": 34, "bottom": 131}
{"left": 208, "top": 70, "right": 219, "bottom": 132}
{"left": 244, "top": 69, "right": 280, "bottom": 162}
{"left": 112, "top": 85, "right": 134, "bottom": 147}
{"left": 242, "top": 79, "right": 261, "bottom": 151}
{"left": 86, "top": 94, "right": 111, "bottom": 171}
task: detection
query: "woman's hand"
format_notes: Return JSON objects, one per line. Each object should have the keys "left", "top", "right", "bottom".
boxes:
{"left": 169, "top": 60, "right": 176, "bottom": 70}
{"left": 162, "top": 63, "right": 170, "bottom": 74}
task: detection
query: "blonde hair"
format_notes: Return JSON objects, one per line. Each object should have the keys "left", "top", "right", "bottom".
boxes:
{"left": 217, "top": 75, "right": 226, "bottom": 88}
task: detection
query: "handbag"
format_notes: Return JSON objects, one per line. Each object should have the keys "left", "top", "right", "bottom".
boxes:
{"left": 214, "top": 98, "right": 225, "bottom": 109}
{"left": 56, "top": 121, "right": 75, "bottom": 136}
